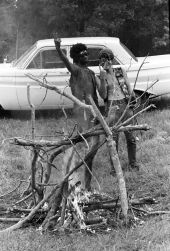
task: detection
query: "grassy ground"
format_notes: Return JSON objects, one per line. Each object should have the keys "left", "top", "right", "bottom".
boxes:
{"left": 0, "top": 101, "right": 170, "bottom": 250}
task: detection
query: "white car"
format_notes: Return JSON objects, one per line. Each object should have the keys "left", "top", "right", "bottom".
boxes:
{"left": 0, "top": 37, "right": 170, "bottom": 110}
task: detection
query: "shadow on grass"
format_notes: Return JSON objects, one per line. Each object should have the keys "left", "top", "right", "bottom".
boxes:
{"left": 151, "top": 96, "right": 170, "bottom": 110}
{"left": 0, "top": 97, "right": 168, "bottom": 120}
{"left": 0, "top": 106, "right": 106, "bottom": 120}
{"left": 0, "top": 109, "right": 74, "bottom": 120}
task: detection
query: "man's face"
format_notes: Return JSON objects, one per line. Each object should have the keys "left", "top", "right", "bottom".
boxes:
{"left": 78, "top": 50, "right": 88, "bottom": 65}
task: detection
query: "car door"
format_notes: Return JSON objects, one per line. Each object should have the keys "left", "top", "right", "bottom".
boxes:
{"left": 15, "top": 46, "right": 72, "bottom": 110}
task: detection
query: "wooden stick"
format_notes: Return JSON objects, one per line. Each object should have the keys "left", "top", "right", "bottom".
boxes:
{"left": 59, "top": 147, "right": 72, "bottom": 226}
{"left": 0, "top": 184, "right": 59, "bottom": 233}
{"left": 44, "top": 146, "right": 69, "bottom": 184}
{"left": 26, "top": 73, "right": 96, "bottom": 117}
{"left": 89, "top": 96, "right": 128, "bottom": 219}
{"left": 0, "top": 218, "right": 21, "bottom": 223}
{"left": 132, "top": 207, "right": 170, "bottom": 216}
{"left": 59, "top": 183, "right": 68, "bottom": 226}
{"left": 83, "top": 197, "right": 157, "bottom": 212}
{"left": 41, "top": 184, "right": 64, "bottom": 231}
{"left": 27, "top": 85, "right": 37, "bottom": 205}
{"left": 117, "top": 104, "right": 154, "bottom": 128}
{"left": 27, "top": 85, "right": 35, "bottom": 140}
{"left": 12, "top": 192, "right": 34, "bottom": 206}
{"left": 10, "top": 123, "right": 150, "bottom": 148}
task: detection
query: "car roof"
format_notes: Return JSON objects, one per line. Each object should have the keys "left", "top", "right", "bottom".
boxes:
{"left": 36, "top": 37, "right": 120, "bottom": 48}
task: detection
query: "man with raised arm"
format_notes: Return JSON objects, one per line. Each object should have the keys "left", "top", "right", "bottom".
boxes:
{"left": 54, "top": 36, "right": 105, "bottom": 190}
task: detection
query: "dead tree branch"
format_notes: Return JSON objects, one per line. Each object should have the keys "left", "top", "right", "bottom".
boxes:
{"left": 0, "top": 70, "right": 153, "bottom": 233}
{"left": 0, "top": 184, "right": 60, "bottom": 233}
{"left": 26, "top": 73, "right": 96, "bottom": 117}
{"left": 10, "top": 123, "right": 150, "bottom": 148}
{"left": 89, "top": 96, "right": 128, "bottom": 219}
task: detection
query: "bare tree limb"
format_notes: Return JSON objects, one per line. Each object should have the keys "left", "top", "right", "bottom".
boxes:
{"left": 10, "top": 123, "right": 150, "bottom": 148}
{"left": 89, "top": 95, "right": 128, "bottom": 219}
{"left": 117, "top": 104, "right": 155, "bottom": 128}
{"left": 0, "top": 218, "right": 21, "bottom": 223}
{"left": 132, "top": 207, "right": 170, "bottom": 216}
{"left": 0, "top": 184, "right": 59, "bottom": 233}
{"left": 27, "top": 85, "right": 35, "bottom": 140}
{"left": 12, "top": 192, "right": 34, "bottom": 206}
{"left": 26, "top": 73, "right": 96, "bottom": 118}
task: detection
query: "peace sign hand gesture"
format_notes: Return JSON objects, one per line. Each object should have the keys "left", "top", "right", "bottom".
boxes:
{"left": 99, "top": 63, "right": 107, "bottom": 80}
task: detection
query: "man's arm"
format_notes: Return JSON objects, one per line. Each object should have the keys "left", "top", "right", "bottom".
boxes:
{"left": 54, "top": 36, "right": 75, "bottom": 74}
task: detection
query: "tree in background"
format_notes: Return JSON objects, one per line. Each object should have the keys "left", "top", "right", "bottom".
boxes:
{"left": 0, "top": 0, "right": 17, "bottom": 61}
{"left": 119, "top": 0, "right": 169, "bottom": 55}
{"left": 0, "top": 0, "right": 169, "bottom": 60}
{"left": 85, "top": 0, "right": 169, "bottom": 55}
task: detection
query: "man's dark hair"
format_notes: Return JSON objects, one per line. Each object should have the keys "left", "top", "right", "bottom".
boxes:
{"left": 70, "top": 43, "right": 87, "bottom": 63}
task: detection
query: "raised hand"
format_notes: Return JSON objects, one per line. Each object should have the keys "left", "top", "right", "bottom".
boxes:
{"left": 99, "top": 63, "right": 107, "bottom": 80}
{"left": 53, "top": 33, "right": 61, "bottom": 49}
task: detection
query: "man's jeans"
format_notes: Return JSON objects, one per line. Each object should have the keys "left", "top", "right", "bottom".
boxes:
{"left": 107, "top": 99, "right": 137, "bottom": 168}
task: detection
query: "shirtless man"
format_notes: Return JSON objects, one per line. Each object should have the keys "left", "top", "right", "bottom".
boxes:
{"left": 54, "top": 36, "right": 105, "bottom": 190}
{"left": 99, "top": 48, "right": 139, "bottom": 171}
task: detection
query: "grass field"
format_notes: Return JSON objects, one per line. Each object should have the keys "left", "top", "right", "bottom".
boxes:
{"left": 0, "top": 100, "right": 170, "bottom": 251}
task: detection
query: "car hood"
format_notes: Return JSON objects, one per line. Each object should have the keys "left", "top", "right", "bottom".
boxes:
{"left": 0, "top": 63, "right": 13, "bottom": 68}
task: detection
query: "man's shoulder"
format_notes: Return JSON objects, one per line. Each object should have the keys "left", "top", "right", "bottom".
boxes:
{"left": 70, "top": 63, "right": 80, "bottom": 74}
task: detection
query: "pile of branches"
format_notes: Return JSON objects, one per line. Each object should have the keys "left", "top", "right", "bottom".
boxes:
{"left": 0, "top": 71, "right": 156, "bottom": 234}
{"left": 0, "top": 187, "right": 159, "bottom": 234}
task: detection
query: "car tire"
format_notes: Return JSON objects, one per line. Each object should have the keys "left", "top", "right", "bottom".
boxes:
{"left": 133, "top": 91, "right": 150, "bottom": 113}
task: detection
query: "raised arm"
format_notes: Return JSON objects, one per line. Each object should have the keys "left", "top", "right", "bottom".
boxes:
{"left": 95, "top": 65, "right": 108, "bottom": 100}
{"left": 54, "top": 36, "right": 75, "bottom": 74}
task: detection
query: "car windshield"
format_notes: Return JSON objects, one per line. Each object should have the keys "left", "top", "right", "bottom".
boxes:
{"left": 120, "top": 42, "right": 138, "bottom": 63}
{"left": 13, "top": 44, "right": 36, "bottom": 68}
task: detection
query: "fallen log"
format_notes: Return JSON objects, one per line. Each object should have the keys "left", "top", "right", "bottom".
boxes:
{"left": 82, "top": 197, "right": 157, "bottom": 213}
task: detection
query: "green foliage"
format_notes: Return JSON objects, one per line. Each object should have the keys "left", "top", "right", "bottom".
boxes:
{"left": 0, "top": 0, "right": 16, "bottom": 61}
{"left": 0, "top": 0, "right": 169, "bottom": 59}
{"left": 123, "top": 0, "right": 170, "bottom": 55}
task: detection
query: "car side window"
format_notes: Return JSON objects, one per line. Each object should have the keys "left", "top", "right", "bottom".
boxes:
{"left": 87, "top": 47, "right": 120, "bottom": 67}
{"left": 87, "top": 47, "right": 102, "bottom": 67}
{"left": 27, "top": 49, "right": 67, "bottom": 69}
{"left": 111, "top": 57, "right": 120, "bottom": 65}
